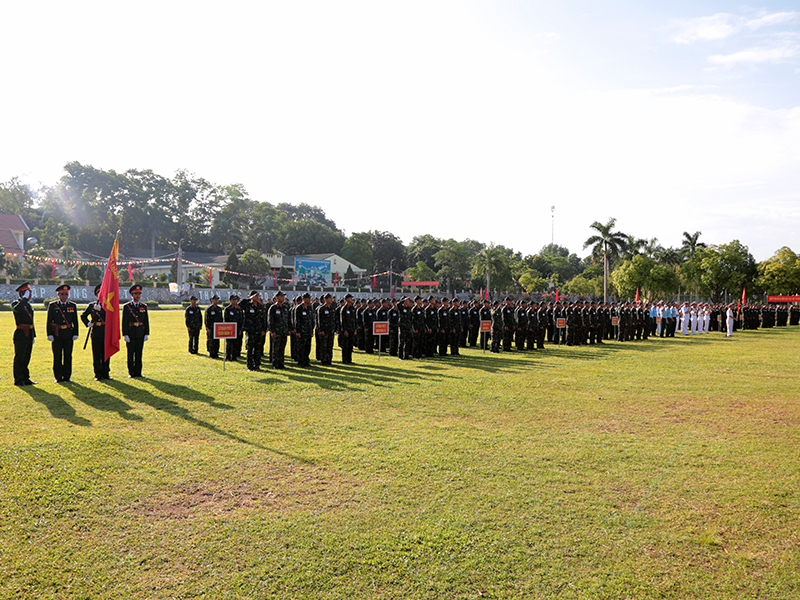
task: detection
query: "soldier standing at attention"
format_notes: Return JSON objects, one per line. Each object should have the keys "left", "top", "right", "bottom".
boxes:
{"left": 122, "top": 284, "right": 149, "bottom": 378}
{"left": 293, "top": 292, "right": 314, "bottom": 367}
{"left": 316, "top": 293, "right": 336, "bottom": 365}
{"left": 12, "top": 282, "right": 36, "bottom": 386}
{"left": 185, "top": 295, "right": 202, "bottom": 354}
{"left": 205, "top": 294, "right": 224, "bottom": 359}
{"left": 244, "top": 291, "right": 267, "bottom": 371}
{"left": 337, "top": 293, "right": 358, "bottom": 364}
{"left": 501, "top": 297, "right": 516, "bottom": 352}
{"left": 224, "top": 294, "right": 244, "bottom": 361}
{"left": 47, "top": 284, "right": 79, "bottom": 383}
{"left": 81, "top": 284, "right": 111, "bottom": 380}
{"left": 397, "top": 296, "right": 413, "bottom": 360}
{"left": 267, "top": 291, "right": 289, "bottom": 369}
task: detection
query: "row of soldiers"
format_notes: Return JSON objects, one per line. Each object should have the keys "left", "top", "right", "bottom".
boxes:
{"left": 185, "top": 293, "right": 800, "bottom": 369}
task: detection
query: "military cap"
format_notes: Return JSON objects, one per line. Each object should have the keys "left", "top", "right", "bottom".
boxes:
{"left": 210, "top": 294, "right": 220, "bottom": 300}
{"left": 129, "top": 284, "right": 142, "bottom": 293}
{"left": 323, "top": 292, "right": 332, "bottom": 299}
{"left": 230, "top": 294, "right": 240, "bottom": 300}
{"left": 16, "top": 282, "right": 31, "bottom": 293}
{"left": 414, "top": 295, "right": 422, "bottom": 301}
{"left": 302, "top": 292, "right": 311, "bottom": 299}
{"left": 249, "top": 290, "right": 260, "bottom": 299}
{"left": 56, "top": 284, "right": 71, "bottom": 292}
{"left": 94, "top": 284, "right": 102, "bottom": 294}
{"left": 274, "top": 291, "right": 285, "bottom": 299}
{"left": 344, "top": 293, "right": 353, "bottom": 299}
{"left": 505, "top": 296, "right": 513, "bottom": 301}
{"left": 190, "top": 295, "right": 198, "bottom": 300}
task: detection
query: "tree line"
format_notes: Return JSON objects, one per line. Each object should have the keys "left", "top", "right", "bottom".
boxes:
{"left": 1, "top": 164, "right": 798, "bottom": 299}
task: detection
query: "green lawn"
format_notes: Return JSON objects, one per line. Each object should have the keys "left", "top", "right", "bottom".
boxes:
{"left": 1, "top": 311, "right": 798, "bottom": 599}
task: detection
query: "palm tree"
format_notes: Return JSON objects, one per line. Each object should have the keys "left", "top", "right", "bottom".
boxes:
{"left": 680, "top": 231, "right": 706, "bottom": 260}
{"left": 622, "top": 235, "right": 647, "bottom": 260}
{"left": 583, "top": 218, "right": 627, "bottom": 302}
{"left": 474, "top": 244, "right": 506, "bottom": 299}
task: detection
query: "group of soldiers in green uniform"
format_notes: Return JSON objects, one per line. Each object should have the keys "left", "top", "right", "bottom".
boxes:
{"left": 184, "top": 292, "right": 800, "bottom": 369}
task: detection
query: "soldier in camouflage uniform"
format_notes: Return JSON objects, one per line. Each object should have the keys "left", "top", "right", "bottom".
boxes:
{"left": 293, "top": 293, "right": 314, "bottom": 367}
{"left": 316, "top": 293, "right": 337, "bottom": 365}
{"left": 267, "top": 291, "right": 289, "bottom": 369}
{"left": 205, "top": 294, "right": 224, "bottom": 359}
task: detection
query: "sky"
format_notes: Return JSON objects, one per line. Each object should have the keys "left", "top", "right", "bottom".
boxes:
{"left": 2, "top": 0, "right": 799, "bottom": 261}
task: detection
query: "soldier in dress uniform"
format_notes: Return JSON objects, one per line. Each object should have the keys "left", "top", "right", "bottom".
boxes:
{"left": 388, "top": 298, "right": 400, "bottom": 356}
{"left": 424, "top": 296, "right": 438, "bottom": 357}
{"left": 205, "top": 294, "right": 224, "bottom": 358}
{"left": 46, "top": 284, "right": 79, "bottom": 383}
{"left": 81, "top": 284, "right": 111, "bottom": 380}
{"left": 12, "top": 282, "right": 36, "bottom": 386}
{"left": 412, "top": 295, "right": 426, "bottom": 358}
{"left": 450, "top": 298, "right": 462, "bottom": 356}
{"left": 185, "top": 296, "right": 202, "bottom": 354}
{"left": 121, "top": 284, "right": 149, "bottom": 377}
{"left": 224, "top": 294, "right": 244, "bottom": 361}
{"left": 397, "top": 296, "right": 414, "bottom": 360}
{"left": 267, "top": 291, "right": 289, "bottom": 369}
{"left": 501, "top": 297, "right": 516, "bottom": 351}
{"left": 468, "top": 300, "right": 481, "bottom": 347}
{"left": 376, "top": 298, "right": 391, "bottom": 353}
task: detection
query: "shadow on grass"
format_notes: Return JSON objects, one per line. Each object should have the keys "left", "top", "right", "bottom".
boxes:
{"left": 255, "top": 359, "right": 466, "bottom": 390}
{"left": 69, "top": 382, "right": 144, "bottom": 422}
{"left": 143, "top": 378, "right": 233, "bottom": 410}
{"left": 107, "top": 379, "right": 313, "bottom": 463}
{"left": 20, "top": 386, "right": 92, "bottom": 427}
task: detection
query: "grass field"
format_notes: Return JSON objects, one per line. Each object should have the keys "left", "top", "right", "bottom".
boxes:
{"left": 1, "top": 311, "right": 798, "bottom": 599}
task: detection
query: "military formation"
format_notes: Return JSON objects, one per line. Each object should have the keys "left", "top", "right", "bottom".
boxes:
{"left": 10, "top": 281, "right": 800, "bottom": 383}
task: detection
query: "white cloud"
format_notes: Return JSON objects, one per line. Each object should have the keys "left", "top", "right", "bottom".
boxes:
{"left": 670, "top": 11, "right": 799, "bottom": 44}
{"left": 671, "top": 13, "right": 743, "bottom": 44}
{"left": 708, "top": 44, "right": 799, "bottom": 67}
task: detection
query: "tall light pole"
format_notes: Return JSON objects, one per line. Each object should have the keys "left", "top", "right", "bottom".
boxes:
{"left": 177, "top": 238, "right": 184, "bottom": 294}
{"left": 551, "top": 206, "right": 555, "bottom": 246}
{"left": 389, "top": 259, "right": 394, "bottom": 299}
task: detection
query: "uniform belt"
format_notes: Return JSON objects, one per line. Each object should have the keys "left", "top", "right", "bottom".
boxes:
{"left": 94, "top": 321, "right": 105, "bottom": 326}
{"left": 16, "top": 324, "right": 33, "bottom": 330}
{"left": 59, "top": 324, "right": 72, "bottom": 329}
{"left": 129, "top": 323, "right": 142, "bottom": 326}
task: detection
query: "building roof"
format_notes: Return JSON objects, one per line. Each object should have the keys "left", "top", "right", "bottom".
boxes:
{"left": 0, "top": 214, "right": 29, "bottom": 231}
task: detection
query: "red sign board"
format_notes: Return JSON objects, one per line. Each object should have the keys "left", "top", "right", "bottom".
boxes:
{"left": 768, "top": 295, "right": 800, "bottom": 303}
{"left": 611, "top": 317, "right": 619, "bottom": 326}
{"left": 401, "top": 281, "right": 440, "bottom": 286}
{"left": 214, "top": 322, "right": 238, "bottom": 339}
{"left": 556, "top": 318, "right": 566, "bottom": 329}
{"left": 480, "top": 320, "right": 492, "bottom": 332}
{"left": 373, "top": 321, "right": 389, "bottom": 335}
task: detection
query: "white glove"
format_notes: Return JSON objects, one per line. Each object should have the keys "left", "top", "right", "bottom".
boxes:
{"left": 88, "top": 322, "right": 94, "bottom": 328}
{"left": 72, "top": 335, "right": 78, "bottom": 341}
{"left": 47, "top": 335, "right": 54, "bottom": 342}
{"left": 124, "top": 335, "right": 130, "bottom": 343}
{"left": 144, "top": 335, "right": 149, "bottom": 341}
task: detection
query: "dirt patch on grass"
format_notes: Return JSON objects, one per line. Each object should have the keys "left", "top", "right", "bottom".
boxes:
{"left": 126, "top": 462, "right": 357, "bottom": 520}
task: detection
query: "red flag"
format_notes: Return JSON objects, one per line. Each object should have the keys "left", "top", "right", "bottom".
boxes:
{"left": 98, "top": 238, "right": 121, "bottom": 361}
{"left": 555, "top": 289, "right": 559, "bottom": 302}
{"left": 209, "top": 269, "right": 213, "bottom": 285}
{"left": 742, "top": 287, "right": 746, "bottom": 305}
{"left": 128, "top": 263, "right": 132, "bottom": 282}
{"left": 635, "top": 287, "right": 639, "bottom": 302}
{"left": 480, "top": 287, "right": 483, "bottom": 301}
{"left": 372, "top": 274, "right": 376, "bottom": 289}
{"left": 51, "top": 261, "right": 55, "bottom": 278}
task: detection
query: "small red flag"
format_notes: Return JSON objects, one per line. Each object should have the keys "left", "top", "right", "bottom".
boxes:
{"left": 555, "top": 289, "right": 559, "bottom": 302}
{"left": 98, "top": 239, "right": 121, "bottom": 361}
{"left": 635, "top": 287, "right": 639, "bottom": 302}
{"left": 372, "top": 274, "right": 376, "bottom": 289}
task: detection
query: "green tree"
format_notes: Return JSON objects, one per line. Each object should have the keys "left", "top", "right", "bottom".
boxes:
{"left": 434, "top": 239, "right": 471, "bottom": 292}
{"left": 406, "top": 261, "right": 437, "bottom": 283}
{"left": 277, "top": 220, "right": 345, "bottom": 255}
{"left": 238, "top": 249, "right": 270, "bottom": 285}
{"left": 406, "top": 234, "right": 443, "bottom": 271}
{"left": 680, "top": 231, "right": 706, "bottom": 260}
{"left": 473, "top": 244, "right": 510, "bottom": 295}
{"left": 339, "top": 232, "right": 373, "bottom": 270}
{"left": 697, "top": 240, "right": 758, "bottom": 302}
{"left": 370, "top": 231, "right": 407, "bottom": 286}
{"left": 758, "top": 247, "right": 800, "bottom": 294}
{"left": 583, "top": 218, "right": 627, "bottom": 302}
